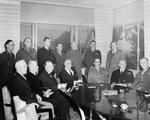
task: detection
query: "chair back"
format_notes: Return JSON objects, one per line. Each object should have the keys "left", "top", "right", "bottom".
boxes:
{"left": 2, "top": 86, "right": 13, "bottom": 120}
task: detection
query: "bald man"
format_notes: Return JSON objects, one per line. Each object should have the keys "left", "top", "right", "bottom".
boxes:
{"left": 10, "top": 60, "right": 38, "bottom": 104}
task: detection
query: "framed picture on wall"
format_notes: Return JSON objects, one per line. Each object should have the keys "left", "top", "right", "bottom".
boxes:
{"left": 113, "top": 21, "right": 144, "bottom": 70}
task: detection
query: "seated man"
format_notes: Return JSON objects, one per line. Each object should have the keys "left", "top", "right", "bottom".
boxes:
{"left": 132, "top": 58, "right": 150, "bottom": 112}
{"left": 39, "top": 61, "right": 70, "bottom": 120}
{"left": 10, "top": 60, "right": 54, "bottom": 113}
{"left": 27, "top": 60, "right": 54, "bottom": 117}
{"left": 133, "top": 57, "right": 150, "bottom": 92}
{"left": 109, "top": 60, "right": 134, "bottom": 115}
{"left": 87, "top": 58, "right": 108, "bottom": 106}
{"left": 10, "top": 60, "right": 38, "bottom": 104}
{"left": 88, "top": 58, "right": 108, "bottom": 83}
{"left": 111, "top": 59, "right": 134, "bottom": 93}
{"left": 59, "top": 59, "right": 82, "bottom": 103}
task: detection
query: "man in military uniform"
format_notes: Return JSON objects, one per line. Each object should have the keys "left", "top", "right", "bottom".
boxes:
{"left": 111, "top": 60, "right": 134, "bottom": 93}
{"left": 88, "top": 58, "right": 108, "bottom": 83}
{"left": 37, "top": 37, "right": 56, "bottom": 74}
{"left": 83, "top": 41, "right": 101, "bottom": 75}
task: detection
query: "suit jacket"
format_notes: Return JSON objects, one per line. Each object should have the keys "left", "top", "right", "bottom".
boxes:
{"left": 66, "top": 49, "right": 82, "bottom": 78}
{"left": 0, "top": 51, "right": 15, "bottom": 87}
{"left": 37, "top": 47, "right": 56, "bottom": 74}
{"left": 27, "top": 72, "right": 43, "bottom": 96}
{"left": 59, "top": 67, "right": 78, "bottom": 89}
{"left": 88, "top": 66, "right": 108, "bottom": 83}
{"left": 133, "top": 68, "right": 150, "bottom": 92}
{"left": 83, "top": 48, "right": 101, "bottom": 68}
{"left": 106, "top": 49, "right": 126, "bottom": 80}
{"left": 54, "top": 50, "right": 65, "bottom": 77}
{"left": 10, "top": 73, "right": 37, "bottom": 104}
{"left": 16, "top": 48, "right": 37, "bottom": 63}
{"left": 111, "top": 69, "right": 134, "bottom": 84}
{"left": 39, "top": 70, "right": 58, "bottom": 92}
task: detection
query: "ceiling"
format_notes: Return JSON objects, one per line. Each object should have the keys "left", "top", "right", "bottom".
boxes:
{"left": 21, "top": 0, "right": 138, "bottom": 9}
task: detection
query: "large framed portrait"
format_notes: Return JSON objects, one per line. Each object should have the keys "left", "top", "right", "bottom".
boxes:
{"left": 113, "top": 21, "right": 144, "bottom": 70}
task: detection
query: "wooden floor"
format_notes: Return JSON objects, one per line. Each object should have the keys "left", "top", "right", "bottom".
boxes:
{"left": 94, "top": 90, "right": 150, "bottom": 120}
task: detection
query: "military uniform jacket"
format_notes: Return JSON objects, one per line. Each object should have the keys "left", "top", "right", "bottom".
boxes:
{"left": 88, "top": 66, "right": 108, "bottom": 83}
{"left": 111, "top": 69, "right": 134, "bottom": 84}
{"left": 37, "top": 47, "right": 56, "bottom": 74}
{"left": 83, "top": 49, "right": 101, "bottom": 68}
{"left": 133, "top": 68, "right": 150, "bottom": 92}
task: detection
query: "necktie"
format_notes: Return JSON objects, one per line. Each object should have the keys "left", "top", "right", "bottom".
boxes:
{"left": 69, "top": 70, "right": 73, "bottom": 76}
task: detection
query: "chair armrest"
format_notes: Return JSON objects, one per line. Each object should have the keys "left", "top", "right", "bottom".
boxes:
{"left": 13, "top": 96, "right": 27, "bottom": 113}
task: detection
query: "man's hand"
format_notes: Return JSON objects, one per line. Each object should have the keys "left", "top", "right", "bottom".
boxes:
{"left": 74, "top": 81, "right": 79, "bottom": 86}
{"left": 74, "top": 79, "right": 83, "bottom": 86}
{"left": 145, "top": 94, "right": 150, "bottom": 98}
{"left": 77, "top": 79, "right": 82, "bottom": 83}
{"left": 43, "top": 89, "right": 53, "bottom": 98}
{"left": 58, "top": 83, "right": 67, "bottom": 89}
{"left": 111, "top": 83, "right": 116, "bottom": 88}
{"left": 36, "top": 94, "right": 42, "bottom": 102}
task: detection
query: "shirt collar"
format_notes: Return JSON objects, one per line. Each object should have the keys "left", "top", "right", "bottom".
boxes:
{"left": 65, "top": 68, "right": 73, "bottom": 75}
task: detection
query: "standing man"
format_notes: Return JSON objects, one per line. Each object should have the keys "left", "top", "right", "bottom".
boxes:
{"left": 37, "top": 37, "right": 56, "bottom": 74}
{"left": 15, "top": 37, "right": 37, "bottom": 64}
{"left": 0, "top": 40, "right": 15, "bottom": 120}
{"left": 0, "top": 40, "right": 15, "bottom": 88}
{"left": 83, "top": 40, "right": 101, "bottom": 75}
{"left": 106, "top": 41, "right": 126, "bottom": 82}
{"left": 54, "top": 43, "right": 65, "bottom": 78}
{"left": 66, "top": 41, "right": 82, "bottom": 78}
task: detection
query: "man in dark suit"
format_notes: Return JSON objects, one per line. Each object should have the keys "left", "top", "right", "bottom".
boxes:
{"left": 39, "top": 61, "right": 70, "bottom": 120}
{"left": 111, "top": 60, "right": 134, "bottom": 92}
{"left": 59, "top": 59, "right": 81, "bottom": 89}
{"left": 0, "top": 40, "right": 15, "bottom": 120}
{"left": 10, "top": 60, "right": 39, "bottom": 104}
{"left": 37, "top": 37, "right": 56, "bottom": 74}
{"left": 10, "top": 60, "right": 53, "bottom": 120}
{"left": 59, "top": 59, "right": 82, "bottom": 103}
{"left": 54, "top": 43, "right": 65, "bottom": 78}
{"left": 83, "top": 40, "right": 101, "bottom": 75}
{"left": 27, "top": 60, "right": 54, "bottom": 118}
